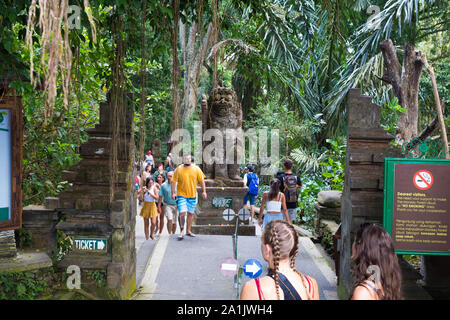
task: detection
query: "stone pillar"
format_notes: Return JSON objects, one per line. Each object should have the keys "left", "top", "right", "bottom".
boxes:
{"left": 338, "top": 88, "right": 398, "bottom": 299}
{"left": 22, "top": 205, "right": 59, "bottom": 252}
{"left": 54, "top": 91, "right": 137, "bottom": 299}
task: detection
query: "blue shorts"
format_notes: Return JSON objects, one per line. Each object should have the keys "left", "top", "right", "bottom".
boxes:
{"left": 243, "top": 193, "right": 256, "bottom": 206}
{"left": 262, "top": 212, "right": 285, "bottom": 230}
{"left": 176, "top": 195, "right": 197, "bottom": 214}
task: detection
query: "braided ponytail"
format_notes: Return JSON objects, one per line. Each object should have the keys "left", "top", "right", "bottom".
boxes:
{"left": 288, "top": 223, "right": 312, "bottom": 300}
{"left": 263, "top": 220, "right": 314, "bottom": 300}
{"left": 270, "top": 224, "right": 281, "bottom": 300}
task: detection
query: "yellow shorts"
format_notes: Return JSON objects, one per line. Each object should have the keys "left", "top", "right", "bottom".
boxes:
{"left": 140, "top": 201, "right": 158, "bottom": 219}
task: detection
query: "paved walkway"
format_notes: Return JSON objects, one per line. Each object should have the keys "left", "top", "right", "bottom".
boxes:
{"left": 133, "top": 202, "right": 338, "bottom": 300}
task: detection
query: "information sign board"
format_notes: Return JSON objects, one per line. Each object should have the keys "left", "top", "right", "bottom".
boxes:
{"left": 383, "top": 158, "right": 450, "bottom": 255}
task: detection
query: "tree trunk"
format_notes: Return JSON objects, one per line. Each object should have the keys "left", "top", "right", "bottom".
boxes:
{"left": 170, "top": 0, "right": 180, "bottom": 131}
{"left": 180, "top": 22, "right": 214, "bottom": 122}
{"left": 380, "top": 39, "right": 424, "bottom": 142}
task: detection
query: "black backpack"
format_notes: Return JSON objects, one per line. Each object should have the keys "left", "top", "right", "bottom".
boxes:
{"left": 283, "top": 174, "right": 299, "bottom": 203}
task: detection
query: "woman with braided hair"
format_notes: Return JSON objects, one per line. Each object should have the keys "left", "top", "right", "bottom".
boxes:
{"left": 351, "top": 223, "right": 403, "bottom": 300}
{"left": 241, "top": 220, "right": 319, "bottom": 300}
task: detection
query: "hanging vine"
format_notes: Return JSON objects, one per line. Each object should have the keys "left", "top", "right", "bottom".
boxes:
{"left": 109, "top": 12, "right": 126, "bottom": 203}
{"left": 170, "top": 0, "right": 180, "bottom": 132}
{"left": 25, "top": 0, "right": 97, "bottom": 122}
{"left": 138, "top": 0, "right": 148, "bottom": 172}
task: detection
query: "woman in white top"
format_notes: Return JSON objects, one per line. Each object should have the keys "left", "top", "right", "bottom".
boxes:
{"left": 139, "top": 177, "right": 160, "bottom": 240}
{"left": 259, "top": 178, "right": 291, "bottom": 230}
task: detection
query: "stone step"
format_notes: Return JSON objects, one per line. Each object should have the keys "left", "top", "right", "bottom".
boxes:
{"left": 0, "top": 250, "right": 52, "bottom": 273}
{"left": 194, "top": 216, "right": 250, "bottom": 225}
{"left": 57, "top": 253, "right": 111, "bottom": 270}
{"left": 191, "top": 224, "right": 255, "bottom": 236}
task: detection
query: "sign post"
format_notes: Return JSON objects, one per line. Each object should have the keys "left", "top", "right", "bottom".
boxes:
{"left": 383, "top": 158, "right": 450, "bottom": 255}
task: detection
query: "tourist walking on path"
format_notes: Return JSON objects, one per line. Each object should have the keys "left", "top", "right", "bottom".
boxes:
{"left": 241, "top": 220, "right": 319, "bottom": 300}
{"left": 155, "top": 173, "right": 165, "bottom": 235}
{"left": 171, "top": 154, "right": 207, "bottom": 240}
{"left": 242, "top": 164, "right": 259, "bottom": 223}
{"left": 275, "top": 158, "right": 302, "bottom": 223}
{"left": 144, "top": 150, "right": 154, "bottom": 170}
{"left": 351, "top": 223, "right": 403, "bottom": 300}
{"left": 153, "top": 163, "right": 167, "bottom": 182}
{"left": 139, "top": 177, "right": 160, "bottom": 240}
{"left": 259, "top": 178, "right": 291, "bottom": 230}
{"left": 142, "top": 163, "right": 152, "bottom": 182}
{"left": 158, "top": 171, "right": 178, "bottom": 234}
{"left": 165, "top": 153, "right": 175, "bottom": 172}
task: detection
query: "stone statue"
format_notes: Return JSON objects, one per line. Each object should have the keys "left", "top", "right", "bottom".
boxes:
{"left": 205, "top": 87, "right": 243, "bottom": 184}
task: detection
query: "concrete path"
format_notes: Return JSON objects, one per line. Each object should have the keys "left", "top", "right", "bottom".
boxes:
{"left": 133, "top": 202, "right": 338, "bottom": 300}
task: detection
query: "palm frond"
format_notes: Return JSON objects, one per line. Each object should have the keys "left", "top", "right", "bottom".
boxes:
{"left": 290, "top": 146, "right": 327, "bottom": 172}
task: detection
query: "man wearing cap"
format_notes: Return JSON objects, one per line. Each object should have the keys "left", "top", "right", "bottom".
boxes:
{"left": 171, "top": 154, "right": 207, "bottom": 240}
{"left": 143, "top": 150, "right": 154, "bottom": 172}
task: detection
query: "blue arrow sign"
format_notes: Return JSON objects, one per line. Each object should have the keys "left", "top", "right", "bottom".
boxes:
{"left": 243, "top": 259, "right": 263, "bottom": 279}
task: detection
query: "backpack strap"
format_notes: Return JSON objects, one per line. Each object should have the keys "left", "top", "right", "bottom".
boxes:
{"left": 304, "top": 275, "right": 313, "bottom": 299}
{"left": 254, "top": 278, "right": 264, "bottom": 300}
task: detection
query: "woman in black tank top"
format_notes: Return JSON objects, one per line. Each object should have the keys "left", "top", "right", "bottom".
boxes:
{"left": 240, "top": 220, "right": 319, "bottom": 300}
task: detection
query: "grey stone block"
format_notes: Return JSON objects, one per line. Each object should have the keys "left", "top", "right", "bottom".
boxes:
{"left": 75, "top": 199, "right": 92, "bottom": 211}
{"left": 45, "top": 197, "right": 61, "bottom": 210}
{"left": 318, "top": 191, "right": 342, "bottom": 208}
{"left": 112, "top": 229, "right": 125, "bottom": 263}
{"left": 107, "top": 262, "right": 124, "bottom": 289}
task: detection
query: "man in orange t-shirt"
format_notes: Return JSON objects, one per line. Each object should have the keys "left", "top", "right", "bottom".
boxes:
{"left": 171, "top": 154, "right": 207, "bottom": 240}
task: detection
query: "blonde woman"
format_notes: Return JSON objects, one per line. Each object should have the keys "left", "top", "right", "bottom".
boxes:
{"left": 241, "top": 220, "right": 319, "bottom": 300}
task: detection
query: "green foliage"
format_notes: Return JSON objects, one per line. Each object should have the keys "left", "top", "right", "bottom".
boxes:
{"left": 14, "top": 228, "right": 34, "bottom": 249}
{"left": 380, "top": 97, "right": 407, "bottom": 136}
{"left": 0, "top": 270, "right": 52, "bottom": 300}
{"left": 318, "top": 224, "right": 335, "bottom": 256}
{"left": 51, "top": 225, "right": 74, "bottom": 264}
{"left": 86, "top": 270, "right": 107, "bottom": 288}
{"left": 255, "top": 184, "right": 270, "bottom": 208}
{"left": 293, "top": 138, "right": 346, "bottom": 229}
{"left": 418, "top": 58, "right": 450, "bottom": 128}
{"left": 319, "top": 139, "right": 346, "bottom": 191}
{"left": 298, "top": 172, "right": 327, "bottom": 227}
{"left": 403, "top": 254, "right": 422, "bottom": 273}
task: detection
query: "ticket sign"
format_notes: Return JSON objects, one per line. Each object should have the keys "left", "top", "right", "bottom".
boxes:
{"left": 0, "top": 110, "right": 11, "bottom": 222}
{"left": 74, "top": 237, "right": 108, "bottom": 252}
{"left": 383, "top": 158, "right": 450, "bottom": 255}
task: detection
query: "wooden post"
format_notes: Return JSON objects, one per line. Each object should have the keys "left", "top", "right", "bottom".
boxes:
{"left": 422, "top": 54, "right": 449, "bottom": 159}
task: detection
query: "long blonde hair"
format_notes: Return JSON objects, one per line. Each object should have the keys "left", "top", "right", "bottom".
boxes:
{"left": 262, "top": 220, "right": 311, "bottom": 300}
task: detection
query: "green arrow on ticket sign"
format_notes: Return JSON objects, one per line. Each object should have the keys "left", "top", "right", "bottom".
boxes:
{"left": 74, "top": 238, "right": 107, "bottom": 251}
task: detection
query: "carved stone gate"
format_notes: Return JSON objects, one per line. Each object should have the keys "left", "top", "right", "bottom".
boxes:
{"left": 23, "top": 92, "right": 137, "bottom": 299}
